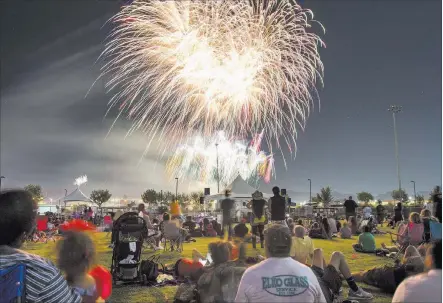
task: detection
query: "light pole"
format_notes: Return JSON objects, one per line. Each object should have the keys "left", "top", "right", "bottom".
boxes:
{"left": 388, "top": 105, "right": 402, "bottom": 199}
{"left": 0, "top": 176, "right": 5, "bottom": 190}
{"left": 215, "top": 143, "right": 220, "bottom": 193}
{"left": 175, "top": 178, "right": 179, "bottom": 202}
{"left": 411, "top": 181, "right": 416, "bottom": 204}
{"left": 308, "top": 179, "right": 312, "bottom": 203}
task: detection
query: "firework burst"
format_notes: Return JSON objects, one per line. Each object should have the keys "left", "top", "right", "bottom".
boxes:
{"left": 166, "top": 131, "right": 274, "bottom": 186}
{"left": 101, "top": 0, "right": 324, "bottom": 152}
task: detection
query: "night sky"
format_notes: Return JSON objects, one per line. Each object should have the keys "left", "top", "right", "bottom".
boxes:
{"left": 1, "top": 0, "right": 441, "bottom": 200}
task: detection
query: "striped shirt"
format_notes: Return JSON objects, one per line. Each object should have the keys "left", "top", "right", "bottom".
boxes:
{"left": 0, "top": 246, "right": 81, "bottom": 303}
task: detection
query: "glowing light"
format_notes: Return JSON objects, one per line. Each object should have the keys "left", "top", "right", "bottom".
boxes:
{"left": 166, "top": 131, "right": 274, "bottom": 186}
{"left": 74, "top": 175, "right": 88, "bottom": 187}
{"left": 100, "top": 0, "right": 324, "bottom": 151}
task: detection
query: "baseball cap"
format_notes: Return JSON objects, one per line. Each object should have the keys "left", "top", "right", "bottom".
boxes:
{"left": 265, "top": 224, "right": 292, "bottom": 257}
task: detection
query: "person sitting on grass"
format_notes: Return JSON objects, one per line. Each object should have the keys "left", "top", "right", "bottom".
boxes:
{"left": 0, "top": 189, "right": 81, "bottom": 303}
{"left": 182, "top": 216, "right": 196, "bottom": 233}
{"left": 291, "top": 225, "right": 315, "bottom": 264}
{"left": 352, "top": 245, "right": 425, "bottom": 294}
{"left": 233, "top": 218, "right": 249, "bottom": 239}
{"left": 352, "top": 225, "right": 376, "bottom": 253}
{"left": 310, "top": 249, "right": 374, "bottom": 302}
{"left": 327, "top": 216, "right": 338, "bottom": 236}
{"left": 348, "top": 216, "right": 359, "bottom": 235}
{"left": 381, "top": 212, "right": 425, "bottom": 253}
{"left": 309, "top": 222, "right": 327, "bottom": 239}
{"left": 198, "top": 241, "right": 247, "bottom": 302}
{"left": 235, "top": 225, "right": 326, "bottom": 302}
{"left": 392, "top": 241, "right": 441, "bottom": 303}
{"left": 297, "top": 219, "right": 309, "bottom": 235}
{"left": 340, "top": 222, "right": 352, "bottom": 239}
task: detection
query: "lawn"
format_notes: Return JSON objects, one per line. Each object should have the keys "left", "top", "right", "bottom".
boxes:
{"left": 23, "top": 230, "right": 396, "bottom": 303}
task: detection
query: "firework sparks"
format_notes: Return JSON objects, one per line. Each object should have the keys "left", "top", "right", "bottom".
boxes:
{"left": 101, "top": 0, "right": 324, "bottom": 151}
{"left": 74, "top": 175, "right": 88, "bottom": 187}
{"left": 166, "top": 131, "right": 274, "bottom": 186}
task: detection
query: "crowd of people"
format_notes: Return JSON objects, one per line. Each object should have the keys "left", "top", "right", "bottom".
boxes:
{"left": 0, "top": 187, "right": 441, "bottom": 303}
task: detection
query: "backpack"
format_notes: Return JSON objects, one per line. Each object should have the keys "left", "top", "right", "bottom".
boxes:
{"left": 140, "top": 255, "right": 164, "bottom": 281}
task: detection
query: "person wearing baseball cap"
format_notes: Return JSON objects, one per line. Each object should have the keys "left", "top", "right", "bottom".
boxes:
{"left": 235, "top": 224, "right": 326, "bottom": 302}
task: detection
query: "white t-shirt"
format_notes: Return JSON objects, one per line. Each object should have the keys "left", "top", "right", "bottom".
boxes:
{"left": 363, "top": 206, "right": 372, "bottom": 219}
{"left": 392, "top": 269, "right": 442, "bottom": 303}
{"left": 234, "top": 257, "right": 326, "bottom": 303}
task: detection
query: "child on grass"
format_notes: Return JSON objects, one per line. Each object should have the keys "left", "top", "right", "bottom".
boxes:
{"left": 57, "top": 231, "right": 102, "bottom": 303}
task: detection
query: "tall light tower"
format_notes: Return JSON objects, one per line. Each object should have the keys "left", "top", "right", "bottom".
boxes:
{"left": 0, "top": 176, "right": 5, "bottom": 190}
{"left": 215, "top": 143, "right": 220, "bottom": 193}
{"left": 411, "top": 181, "right": 416, "bottom": 204}
{"left": 308, "top": 179, "right": 312, "bottom": 203}
{"left": 175, "top": 178, "right": 179, "bottom": 202}
{"left": 388, "top": 105, "right": 402, "bottom": 199}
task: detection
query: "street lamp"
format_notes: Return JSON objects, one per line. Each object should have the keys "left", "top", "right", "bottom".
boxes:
{"left": 0, "top": 176, "right": 5, "bottom": 190}
{"left": 388, "top": 105, "right": 402, "bottom": 198}
{"left": 308, "top": 179, "right": 312, "bottom": 203}
{"left": 175, "top": 177, "right": 179, "bottom": 202}
{"left": 411, "top": 181, "right": 417, "bottom": 204}
{"left": 215, "top": 143, "right": 220, "bottom": 193}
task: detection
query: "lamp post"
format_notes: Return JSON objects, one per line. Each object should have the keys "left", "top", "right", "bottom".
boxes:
{"left": 388, "top": 105, "right": 402, "bottom": 198}
{"left": 215, "top": 143, "right": 220, "bottom": 193}
{"left": 411, "top": 181, "right": 416, "bottom": 204}
{"left": 175, "top": 178, "right": 179, "bottom": 202}
{"left": 0, "top": 176, "right": 5, "bottom": 190}
{"left": 308, "top": 179, "right": 312, "bottom": 203}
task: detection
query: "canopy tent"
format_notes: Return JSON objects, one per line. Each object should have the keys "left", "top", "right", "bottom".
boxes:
{"left": 63, "top": 187, "right": 92, "bottom": 204}
{"left": 204, "top": 175, "right": 271, "bottom": 201}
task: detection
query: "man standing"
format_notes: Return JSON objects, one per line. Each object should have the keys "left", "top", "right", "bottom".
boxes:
{"left": 220, "top": 189, "right": 235, "bottom": 240}
{"left": 268, "top": 186, "right": 287, "bottom": 225}
{"left": 344, "top": 196, "right": 358, "bottom": 221}
{"left": 376, "top": 200, "right": 385, "bottom": 226}
{"left": 235, "top": 224, "right": 326, "bottom": 302}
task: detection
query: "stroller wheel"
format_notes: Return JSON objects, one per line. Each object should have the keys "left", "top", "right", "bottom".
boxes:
{"left": 141, "top": 274, "right": 147, "bottom": 286}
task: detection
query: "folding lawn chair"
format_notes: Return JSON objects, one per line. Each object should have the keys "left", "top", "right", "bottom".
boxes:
{"left": 162, "top": 221, "right": 184, "bottom": 253}
{"left": 388, "top": 222, "right": 425, "bottom": 258}
{"left": 0, "top": 264, "right": 26, "bottom": 303}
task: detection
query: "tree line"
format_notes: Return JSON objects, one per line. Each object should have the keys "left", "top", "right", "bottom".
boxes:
{"left": 308, "top": 185, "right": 440, "bottom": 207}
{"left": 23, "top": 185, "right": 204, "bottom": 213}
{"left": 24, "top": 184, "right": 441, "bottom": 211}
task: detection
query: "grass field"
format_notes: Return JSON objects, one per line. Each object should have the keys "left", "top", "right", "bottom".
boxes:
{"left": 23, "top": 230, "right": 396, "bottom": 303}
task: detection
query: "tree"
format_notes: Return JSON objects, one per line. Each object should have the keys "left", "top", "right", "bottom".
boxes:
{"left": 24, "top": 184, "right": 44, "bottom": 202}
{"left": 416, "top": 195, "right": 425, "bottom": 205}
{"left": 311, "top": 196, "right": 320, "bottom": 203}
{"left": 357, "top": 192, "right": 374, "bottom": 203}
{"left": 141, "top": 189, "right": 158, "bottom": 207}
{"left": 90, "top": 189, "right": 112, "bottom": 211}
{"left": 429, "top": 186, "right": 441, "bottom": 202}
{"left": 392, "top": 189, "right": 408, "bottom": 202}
{"left": 315, "top": 187, "right": 334, "bottom": 207}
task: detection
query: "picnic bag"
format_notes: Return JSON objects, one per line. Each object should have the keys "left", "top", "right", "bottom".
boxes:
{"left": 140, "top": 255, "right": 163, "bottom": 281}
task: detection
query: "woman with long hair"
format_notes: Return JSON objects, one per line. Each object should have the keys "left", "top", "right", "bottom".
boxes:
{"left": 247, "top": 190, "right": 267, "bottom": 248}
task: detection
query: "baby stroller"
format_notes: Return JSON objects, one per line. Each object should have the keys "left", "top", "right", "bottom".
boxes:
{"left": 110, "top": 212, "right": 148, "bottom": 285}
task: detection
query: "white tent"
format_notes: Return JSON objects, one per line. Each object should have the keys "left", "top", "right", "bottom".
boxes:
{"left": 63, "top": 187, "right": 92, "bottom": 204}
{"left": 204, "top": 175, "right": 271, "bottom": 201}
